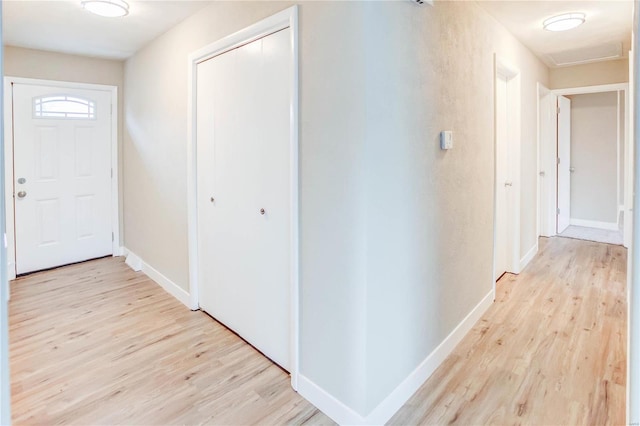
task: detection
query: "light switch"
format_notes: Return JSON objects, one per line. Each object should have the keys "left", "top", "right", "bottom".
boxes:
{"left": 440, "top": 131, "right": 453, "bottom": 150}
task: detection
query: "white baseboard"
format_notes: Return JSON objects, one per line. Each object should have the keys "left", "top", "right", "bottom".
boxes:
{"left": 297, "top": 375, "right": 365, "bottom": 425}
{"left": 122, "top": 247, "right": 193, "bottom": 310}
{"left": 570, "top": 218, "right": 619, "bottom": 231}
{"left": 298, "top": 289, "right": 495, "bottom": 425}
{"left": 519, "top": 244, "right": 538, "bottom": 271}
{"left": 123, "top": 249, "right": 142, "bottom": 272}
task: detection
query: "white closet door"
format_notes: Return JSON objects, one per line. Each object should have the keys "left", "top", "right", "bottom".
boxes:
{"left": 197, "top": 28, "right": 291, "bottom": 370}
{"left": 13, "top": 84, "right": 113, "bottom": 275}
{"left": 495, "top": 75, "right": 509, "bottom": 280}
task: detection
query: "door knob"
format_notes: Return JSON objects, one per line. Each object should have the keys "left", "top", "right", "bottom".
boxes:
{"left": 504, "top": 181, "right": 513, "bottom": 187}
{"left": 570, "top": 167, "right": 575, "bottom": 173}
{"left": 17, "top": 191, "right": 27, "bottom": 199}
{"left": 17, "top": 178, "right": 26, "bottom": 184}
{"left": 260, "top": 208, "right": 265, "bottom": 215}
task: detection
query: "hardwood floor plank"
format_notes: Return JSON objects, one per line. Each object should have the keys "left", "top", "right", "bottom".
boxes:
{"left": 10, "top": 236, "right": 625, "bottom": 425}
{"left": 389, "top": 237, "right": 626, "bottom": 425}
{"left": 10, "top": 257, "right": 334, "bottom": 425}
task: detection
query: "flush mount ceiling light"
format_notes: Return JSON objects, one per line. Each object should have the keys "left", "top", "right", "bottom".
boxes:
{"left": 81, "top": 0, "right": 129, "bottom": 17}
{"left": 543, "top": 13, "right": 586, "bottom": 32}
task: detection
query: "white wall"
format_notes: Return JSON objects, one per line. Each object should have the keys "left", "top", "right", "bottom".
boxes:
{"left": 550, "top": 59, "right": 629, "bottom": 89}
{"left": 630, "top": 2, "right": 640, "bottom": 422}
{"left": 123, "top": 0, "right": 548, "bottom": 421}
{"left": 0, "top": 4, "right": 10, "bottom": 422}
{"left": 3, "top": 46, "right": 125, "bottom": 242}
{"left": 569, "top": 92, "right": 619, "bottom": 224}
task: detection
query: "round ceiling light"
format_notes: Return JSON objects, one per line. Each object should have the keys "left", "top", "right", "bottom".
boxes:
{"left": 543, "top": 13, "right": 585, "bottom": 32}
{"left": 81, "top": 0, "right": 129, "bottom": 17}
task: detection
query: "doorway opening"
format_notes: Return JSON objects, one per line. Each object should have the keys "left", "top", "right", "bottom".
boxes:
{"left": 494, "top": 56, "right": 521, "bottom": 287}
{"left": 186, "top": 6, "right": 300, "bottom": 388}
{"left": 538, "top": 83, "right": 629, "bottom": 247}
{"left": 3, "top": 77, "right": 120, "bottom": 282}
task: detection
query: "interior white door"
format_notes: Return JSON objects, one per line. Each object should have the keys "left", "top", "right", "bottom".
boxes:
{"left": 495, "top": 75, "right": 511, "bottom": 280}
{"left": 196, "top": 28, "right": 291, "bottom": 370}
{"left": 557, "top": 95, "right": 571, "bottom": 233}
{"left": 13, "top": 84, "right": 113, "bottom": 275}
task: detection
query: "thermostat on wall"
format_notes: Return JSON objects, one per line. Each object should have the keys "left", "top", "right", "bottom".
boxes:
{"left": 440, "top": 131, "right": 453, "bottom": 150}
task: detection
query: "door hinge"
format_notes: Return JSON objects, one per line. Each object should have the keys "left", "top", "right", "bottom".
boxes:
{"left": 557, "top": 106, "right": 561, "bottom": 114}
{"left": 111, "top": 168, "right": 113, "bottom": 178}
{"left": 557, "top": 208, "right": 561, "bottom": 214}
{"left": 112, "top": 232, "right": 114, "bottom": 242}
{"left": 557, "top": 157, "right": 561, "bottom": 165}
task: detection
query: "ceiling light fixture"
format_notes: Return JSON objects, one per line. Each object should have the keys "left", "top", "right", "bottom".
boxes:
{"left": 543, "top": 13, "right": 586, "bottom": 32}
{"left": 81, "top": 0, "right": 129, "bottom": 17}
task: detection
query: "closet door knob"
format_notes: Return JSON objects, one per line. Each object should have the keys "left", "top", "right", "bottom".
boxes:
{"left": 260, "top": 208, "right": 265, "bottom": 215}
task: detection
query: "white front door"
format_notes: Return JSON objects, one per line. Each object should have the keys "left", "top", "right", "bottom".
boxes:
{"left": 12, "top": 84, "right": 113, "bottom": 275}
{"left": 495, "top": 74, "right": 512, "bottom": 280}
{"left": 557, "top": 95, "right": 571, "bottom": 233}
{"left": 196, "top": 28, "right": 292, "bottom": 370}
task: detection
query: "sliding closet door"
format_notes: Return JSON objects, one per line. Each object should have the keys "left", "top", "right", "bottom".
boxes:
{"left": 196, "top": 28, "right": 291, "bottom": 370}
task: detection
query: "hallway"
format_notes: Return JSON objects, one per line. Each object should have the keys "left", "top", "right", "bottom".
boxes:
{"left": 390, "top": 237, "right": 626, "bottom": 425}
{"left": 9, "top": 236, "right": 626, "bottom": 424}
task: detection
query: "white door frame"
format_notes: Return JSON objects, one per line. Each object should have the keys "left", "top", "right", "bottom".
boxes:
{"left": 537, "top": 83, "right": 557, "bottom": 238}
{"left": 542, "top": 83, "right": 630, "bottom": 243}
{"left": 493, "top": 54, "right": 521, "bottom": 291}
{"left": 3, "top": 76, "right": 120, "bottom": 280}
{"left": 186, "top": 6, "right": 299, "bottom": 389}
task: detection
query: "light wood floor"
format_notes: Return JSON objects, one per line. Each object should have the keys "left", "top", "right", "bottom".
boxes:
{"left": 390, "top": 236, "right": 627, "bottom": 425}
{"left": 10, "top": 236, "right": 626, "bottom": 425}
{"left": 9, "top": 258, "right": 332, "bottom": 425}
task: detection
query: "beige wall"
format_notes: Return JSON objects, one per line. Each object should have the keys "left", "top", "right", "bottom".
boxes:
{"left": 123, "top": 0, "right": 549, "bottom": 419}
{"left": 550, "top": 59, "right": 629, "bottom": 89}
{"left": 4, "top": 46, "right": 125, "bottom": 241}
{"left": 569, "top": 92, "right": 619, "bottom": 224}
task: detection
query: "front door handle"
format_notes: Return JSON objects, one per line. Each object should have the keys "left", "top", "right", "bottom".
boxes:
{"left": 17, "top": 191, "right": 27, "bottom": 199}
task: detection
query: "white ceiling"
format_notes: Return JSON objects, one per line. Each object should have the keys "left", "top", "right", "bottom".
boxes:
{"left": 478, "top": 1, "right": 633, "bottom": 68}
{"left": 3, "top": 0, "right": 212, "bottom": 60}
{"left": 3, "top": 1, "right": 634, "bottom": 66}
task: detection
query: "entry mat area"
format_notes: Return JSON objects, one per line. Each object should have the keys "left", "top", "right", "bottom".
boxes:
{"left": 559, "top": 225, "right": 623, "bottom": 245}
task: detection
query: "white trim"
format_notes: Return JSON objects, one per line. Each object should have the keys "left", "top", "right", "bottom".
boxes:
{"left": 3, "top": 76, "right": 120, "bottom": 279}
{"left": 553, "top": 83, "right": 629, "bottom": 96}
{"left": 122, "top": 247, "right": 191, "bottom": 309}
{"left": 617, "top": 91, "right": 622, "bottom": 211}
{"left": 298, "top": 290, "right": 495, "bottom": 425}
{"left": 297, "top": 375, "right": 365, "bottom": 426}
{"left": 546, "top": 83, "right": 630, "bottom": 245}
{"left": 629, "top": 7, "right": 639, "bottom": 421}
{"left": 625, "top": 69, "right": 633, "bottom": 249}
{"left": 186, "top": 6, "right": 299, "bottom": 388}
{"left": 536, "top": 83, "right": 542, "bottom": 239}
{"left": 493, "top": 54, "right": 522, "bottom": 289}
{"left": 122, "top": 248, "right": 142, "bottom": 272}
{"left": 569, "top": 218, "right": 619, "bottom": 231}
{"left": 537, "top": 82, "right": 556, "bottom": 238}
{"left": 519, "top": 243, "right": 538, "bottom": 271}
